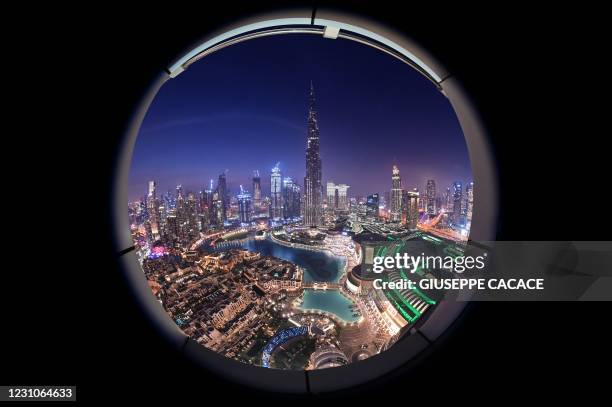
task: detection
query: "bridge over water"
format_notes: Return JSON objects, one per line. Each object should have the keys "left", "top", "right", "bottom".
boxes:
{"left": 302, "top": 281, "right": 342, "bottom": 290}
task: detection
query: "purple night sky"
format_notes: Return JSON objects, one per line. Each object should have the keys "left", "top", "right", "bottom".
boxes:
{"left": 128, "top": 34, "right": 472, "bottom": 201}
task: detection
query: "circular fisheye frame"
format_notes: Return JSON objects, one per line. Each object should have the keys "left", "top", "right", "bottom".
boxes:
{"left": 113, "top": 9, "right": 498, "bottom": 394}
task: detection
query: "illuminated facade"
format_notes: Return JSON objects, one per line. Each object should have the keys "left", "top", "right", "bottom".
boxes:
{"left": 402, "top": 189, "right": 419, "bottom": 229}
{"left": 212, "top": 190, "right": 224, "bottom": 226}
{"left": 310, "top": 345, "right": 349, "bottom": 369}
{"left": 303, "top": 82, "right": 323, "bottom": 227}
{"left": 444, "top": 187, "right": 452, "bottom": 212}
{"left": 146, "top": 180, "right": 160, "bottom": 241}
{"left": 390, "top": 165, "right": 403, "bottom": 222}
{"left": 452, "top": 181, "right": 462, "bottom": 226}
{"left": 217, "top": 173, "right": 228, "bottom": 222}
{"left": 326, "top": 182, "right": 350, "bottom": 211}
{"left": 252, "top": 170, "right": 261, "bottom": 209}
{"left": 426, "top": 179, "right": 436, "bottom": 215}
{"left": 282, "top": 177, "right": 300, "bottom": 219}
{"left": 366, "top": 193, "right": 379, "bottom": 220}
{"left": 465, "top": 181, "right": 474, "bottom": 229}
{"left": 270, "top": 163, "right": 283, "bottom": 220}
{"left": 237, "top": 185, "right": 252, "bottom": 224}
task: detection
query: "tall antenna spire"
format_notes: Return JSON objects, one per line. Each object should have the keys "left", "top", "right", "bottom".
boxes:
{"left": 309, "top": 80, "right": 316, "bottom": 110}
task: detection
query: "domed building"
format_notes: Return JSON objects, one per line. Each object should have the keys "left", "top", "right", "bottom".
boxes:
{"left": 309, "top": 345, "right": 349, "bottom": 370}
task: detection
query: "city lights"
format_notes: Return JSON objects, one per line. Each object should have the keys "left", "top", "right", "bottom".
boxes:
{"left": 127, "top": 36, "right": 473, "bottom": 370}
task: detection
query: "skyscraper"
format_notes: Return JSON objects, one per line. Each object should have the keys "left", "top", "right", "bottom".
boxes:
{"left": 283, "top": 177, "right": 300, "bottom": 219}
{"left": 466, "top": 181, "right": 474, "bottom": 229}
{"left": 146, "top": 180, "right": 160, "bottom": 242}
{"left": 303, "top": 82, "right": 323, "bottom": 227}
{"left": 366, "top": 193, "right": 379, "bottom": 220}
{"left": 426, "top": 179, "right": 436, "bottom": 216}
{"left": 146, "top": 181, "right": 160, "bottom": 241}
{"left": 326, "top": 182, "right": 336, "bottom": 210}
{"left": 176, "top": 185, "right": 187, "bottom": 239}
{"left": 201, "top": 180, "right": 213, "bottom": 213}
{"left": 402, "top": 189, "right": 419, "bottom": 229}
{"left": 204, "top": 179, "right": 214, "bottom": 227}
{"left": 186, "top": 192, "right": 198, "bottom": 237}
{"left": 270, "top": 163, "right": 283, "bottom": 221}
{"left": 444, "top": 187, "right": 452, "bottom": 212}
{"left": 327, "top": 182, "right": 350, "bottom": 212}
{"left": 452, "top": 181, "right": 463, "bottom": 226}
{"left": 252, "top": 170, "right": 262, "bottom": 209}
{"left": 175, "top": 184, "right": 183, "bottom": 201}
{"left": 461, "top": 181, "right": 474, "bottom": 229}
{"left": 390, "top": 165, "right": 403, "bottom": 222}
{"left": 336, "top": 184, "right": 349, "bottom": 211}
{"left": 292, "top": 183, "right": 301, "bottom": 219}
{"left": 217, "top": 173, "right": 228, "bottom": 222}
{"left": 237, "top": 185, "right": 252, "bottom": 224}
{"left": 165, "top": 213, "right": 179, "bottom": 242}
{"left": 212, "top": 190, "right": 224, "bottom": 226}
{"left": 147, "top": 180, "right": 156, "bottom": 198}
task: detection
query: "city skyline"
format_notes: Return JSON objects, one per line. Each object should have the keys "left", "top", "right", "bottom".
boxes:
{"left": 131, "top": 167, "right": 472, "bottom": 211}
{"left": 128, "top": 33, "right": 474, "bottom": 368}
{"left": 128, "top": 34, "right": 471, "bottom": 202}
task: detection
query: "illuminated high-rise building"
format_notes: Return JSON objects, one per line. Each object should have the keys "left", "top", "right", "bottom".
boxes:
{"left": 304, "top": 82, "right": 322, "bottom": 227}
{"left": 452, "top": 181, "right": 463, "bottom": 226}
{"left": 164, "top": 213, "right": 179, "bottom": 242}
{"left": 237, "top": 185, "right": 252, "bottom": 224}
{"left": 147, "top": 180, "right": 156, "bottom": 198}
{"left": 336, "top": 184, "right": 349, "bottom": 211}
{"left": 416, "top": 187, "right": 424, "bottom": 211}
{"left": 402, "top": 189, "right": 419, "bottom": 229}
{"left": 443, "top": 187, "right": 451, "bottom": 212}
{"left": 144, "top": 218, "right": 153, "bottom": 243}
{"left": 195, "top": 189, "right": 209, "bottom": 232}
{"left": 252, "top": 170, "right": 262, "bottom": 209}
{"left": 435, "top": 196, "right": 442, "bottom": 214}
{"left": 293, "top": 183, "right": 301, "bottom": 220}
{"left": 217, "top": 173, "right": 228, "bottom": 222}
{"left": 426, "top": 179, "right": 436, "bottom": 216}
{"left": 175, "top": 185, "right": 188, "bottom": 239}
{"left": 326, "top": 182, "right": 350, "bottom": 211}
{"left": 326, "top": 182, "right": 336, "bottom": 210}
{"left": 186, "top": 192, "right": 198, "bottom": 237}
{"left": 270, "top": 163, "right": 283, "bottom": 220}
{"left": 201, "top": 180, "right": 213, "bottom": 213}
{"left": 466, "top": 181, "right": 474, "bottom": 229}
{"left": 146, "top": 180, "right": 160, "bottom": 241}
{"left": 203, "top": 179, "right": 214, "bottom": 226}
{"left": 282, "top": 177, "right": 300, "bottom": 219}
{"left": 212, "top": 190, "right": 224, "bottom": 226}
{"left": 366, "top": 193, "right": 379, "bottom": 220}
{"left": 390, "top": 165, "right": 403, "bottom": 222}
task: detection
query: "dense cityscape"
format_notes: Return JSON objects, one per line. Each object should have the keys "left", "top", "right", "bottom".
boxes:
{"left": 129, "top": 84, "right": 473, "bottom": 370}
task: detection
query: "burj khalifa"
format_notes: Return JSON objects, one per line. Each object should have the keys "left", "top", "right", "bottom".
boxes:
{"left": 303, "top": 82, "right": 322, "bottom": 227}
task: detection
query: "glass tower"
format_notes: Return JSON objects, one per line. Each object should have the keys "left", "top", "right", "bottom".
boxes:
{"left": 304, "top": 82, "right": 322, "bottom": 227}
{"left": 426, "top": 179, "right": 436, "bottom": 215}
{"left": 452, "top": 181, "right": 463, "bottom": 226}
{"left": 270, "top": 163, "right": 283, "bottom": 221}
{"left": 237, "top": 185, "right": 252, "bottom": 224}
{"left": 252, "top": 170, "right": 261, "bottom": 209}
{"left": 390, "top": 165, "right": 403, "bottom": 222}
